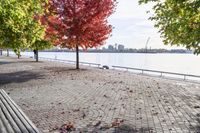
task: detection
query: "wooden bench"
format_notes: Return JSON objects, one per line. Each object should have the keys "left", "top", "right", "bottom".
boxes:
{"left": 0, "top": 89, "right": 40, "bottom": 133}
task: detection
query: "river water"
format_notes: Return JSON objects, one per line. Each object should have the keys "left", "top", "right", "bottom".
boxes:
{"left": 9, "top": 51, "right": 199, "bottom": 76}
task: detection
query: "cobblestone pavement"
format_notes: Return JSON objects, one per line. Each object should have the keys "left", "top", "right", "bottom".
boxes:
{"left": 1, "top": 57, "right": 200, "bottom": 133}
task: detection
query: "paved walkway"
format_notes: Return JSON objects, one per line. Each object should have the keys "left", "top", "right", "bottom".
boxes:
{"left": 0, "top": 56, "right": 200, "bottom": 133}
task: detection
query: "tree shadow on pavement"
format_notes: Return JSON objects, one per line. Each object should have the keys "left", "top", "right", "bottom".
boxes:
{"left": 0, "top": 71, "right": 44, "bottom": 85}
{"left": 112, "top": 124, "right": 153, "bottom": 133}
{"left": 43, "top": 66, "right": 88, "bottom": 73}
{"left": 187, "top": 113, "right": 200, "bottom": 132}
{"left": 0, "top": 61, "right": 14, "bottom": 65}
{"left": 87, "top": 123, "right": 153, "bottom": 133}
{"left": 192, "top": 115, "right": 200, "bottom": 132}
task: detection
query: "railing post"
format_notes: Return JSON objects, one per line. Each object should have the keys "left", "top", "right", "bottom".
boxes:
{"left": 160, "top": 72, "right": 162, "bottom": 77}
{"left": 184, "top": 75, "right": 186, "bottom": 80}
{"left": 142, "top": 70, "right": 144, "bottom": 74}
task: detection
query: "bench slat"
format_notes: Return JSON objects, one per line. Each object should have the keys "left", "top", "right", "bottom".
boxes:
{"left": 0, "top": 103, "right": 15, "bottom": 133}
{"left": 0, "top": 92, "right": 29, "bottom": 133}
{"left": 1, "top": 90, "right": 40, "bottom": 133}
{"left": 0, "top": 101, "right": 21, "bottom": 133}
{"left": 0, "top": 109, "right": 8, "bottom": 133}
{"left": 0, "top": 89, "right": 40, "bottom": 133}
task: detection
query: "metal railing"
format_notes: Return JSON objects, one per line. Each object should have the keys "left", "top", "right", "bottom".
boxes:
{"left": 2, "top": 54, "right": 101, "bottom": 68}
{"left": 39, "top": 57, "right": 101, "bottom": 68}
{"left": 112, "top": 65, "right": 200, "bottom": 81}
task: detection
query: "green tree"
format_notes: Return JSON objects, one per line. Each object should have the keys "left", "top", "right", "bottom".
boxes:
{"left": 0, "top": 0, "right": 51, "bottom": 60}
{"left": 139, "top": 0, "right": 200, "bottom": 54}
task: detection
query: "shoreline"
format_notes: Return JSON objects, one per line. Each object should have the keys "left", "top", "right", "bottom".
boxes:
{"left": 5, "top": 54, "right": 200, "bottom": 84}
{"left": 2, "top": 50, "right": 193, "bottom": 54}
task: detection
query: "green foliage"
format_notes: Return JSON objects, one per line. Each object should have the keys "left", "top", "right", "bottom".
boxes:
{"left": 0, "top": 0, "right": 51, "bottom": 55}
{"left": 32, "top": 40, "right": 52, "bottom": 50}
{"left": 139, "top": 0, "right": 200, "bottom": 54}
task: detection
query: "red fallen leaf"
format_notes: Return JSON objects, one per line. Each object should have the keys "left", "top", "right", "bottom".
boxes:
{"left": 61, "top": 112, "right": 65, "bottom": 114}
{"left": 111, "top": 119, "right": 124, "bottom": 127}
{"left": 120, "top": 120, "right": 124, "bottom": 123}
{"left": 50, "top": 125, "right": 59, "bottom": 131}
{"left": 72, "top": 109, "right": 80, "bottom": 112}
{"left": 111, "top": 121, "right": 120, "bottom": 127}
{"left": 100, "top": 124, "right": 111, "bottom": 130}
{"left": 103, "top": 95, "right": 109, "bottom": 98}
{"left": 82, "top": 112, "right": 86, "bottom": 119}
{"left": 60, "top": 122, "right": 75, "bottom": 132}
{"left": 94, "top": 121, "right": 101, "bottom": 127}
{"left": 194, "top": 105, "right": 200, "bottom": 108}
{"left": 152, "top": 112, "right": 158, "bottom": 115}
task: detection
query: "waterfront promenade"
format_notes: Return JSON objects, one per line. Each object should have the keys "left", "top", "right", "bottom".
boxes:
{"left": 0, "top": 56, "right": 200, "bottom": 133}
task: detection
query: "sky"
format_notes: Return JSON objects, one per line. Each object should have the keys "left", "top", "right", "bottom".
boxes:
{"left": 105, "top": 0, "right": 182, "bottom": 49}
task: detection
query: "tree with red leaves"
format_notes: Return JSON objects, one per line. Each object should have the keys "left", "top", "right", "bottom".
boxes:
{"left": 42, "top": 0, "right": 116, "bottom": 69}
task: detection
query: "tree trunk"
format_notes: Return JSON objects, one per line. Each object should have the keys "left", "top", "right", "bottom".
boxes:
{"left": 33, "top": 49, "right": 39, "bottom": 62}
{"left": 17, "top": 50, "right": 20, "bottom": 59}
{"left": 36, "top": 50, "right": 39, "bottom": 62}
{"left": 76, "top": 45, "right": 79, "bottom": 69}
{"left": 7, "top": 49, "right": 9, "bottom": 56}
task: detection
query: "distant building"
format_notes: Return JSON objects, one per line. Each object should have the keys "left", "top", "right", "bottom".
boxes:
{"left": 118, "top": 44, "right": 125, "bottom": 51}
{"left": 108, "top": 45, "right": 114, "bottom": 51}
{"left": 102, "top": 47, "right": 106, "bottom": 50}
{"left": 114, "top": 43, "right": 118, "bottom": 50}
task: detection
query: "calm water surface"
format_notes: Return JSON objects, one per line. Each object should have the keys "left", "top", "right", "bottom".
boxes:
{"left": 12, "top": 51, "right": 200, "bottom": 76}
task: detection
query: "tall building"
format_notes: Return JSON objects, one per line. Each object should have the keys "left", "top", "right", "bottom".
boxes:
{"left": 108, "top": 45, "right": 114, "bottom": 51}
{"left": 102, "top": 47, "right": 106, "bottom": 50}
{"left": 118, "top": 44, "right": 125, "bottom": 51}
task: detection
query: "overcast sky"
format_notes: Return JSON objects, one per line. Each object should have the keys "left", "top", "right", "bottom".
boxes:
{"left": 105, "top": 0, "right": 181, "bottom": 49}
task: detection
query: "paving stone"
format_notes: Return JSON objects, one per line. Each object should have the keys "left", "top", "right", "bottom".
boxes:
{"left": 1, "top": 57, "right": 200, "bottom": 133}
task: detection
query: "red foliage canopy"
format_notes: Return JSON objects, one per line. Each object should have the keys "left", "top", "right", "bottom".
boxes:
{"left": 41, "top": 0, "right": 116, "bottom": 49}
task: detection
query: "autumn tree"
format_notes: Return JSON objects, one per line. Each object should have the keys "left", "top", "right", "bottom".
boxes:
{"left": 42, "top": 0, "right": 116, "bottom": 69}
{"left": 139, "top": 0, "right": 200, "bottom": 53}
{"left": 0, "top": 0, "right": 51, "bottom": 60}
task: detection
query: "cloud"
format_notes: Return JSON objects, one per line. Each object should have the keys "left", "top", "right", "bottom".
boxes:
{"left": 110, "top": 0, "right": 152, "bottom": 19}
{"left": 106, "top": 0, "right": 180, "bottom": 49}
